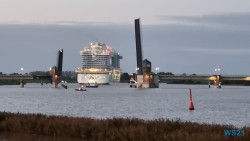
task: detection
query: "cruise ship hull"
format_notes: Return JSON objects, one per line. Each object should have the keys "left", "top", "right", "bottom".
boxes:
{"left": 77, "top": 73, "right": 110, "bottom": 84}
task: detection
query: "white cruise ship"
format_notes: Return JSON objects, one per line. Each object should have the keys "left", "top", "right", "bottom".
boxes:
{"left": 76, "top": 43, "right": 122, "bottom": 84}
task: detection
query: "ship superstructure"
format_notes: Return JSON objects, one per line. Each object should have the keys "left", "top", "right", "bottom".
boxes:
{"left": 76, "top": 43, "right": 122, "bottom": 84}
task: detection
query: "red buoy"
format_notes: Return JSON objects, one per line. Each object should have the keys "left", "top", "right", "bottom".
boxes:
{"left": 189, "top": 89, "right": 195, "bottom": 110}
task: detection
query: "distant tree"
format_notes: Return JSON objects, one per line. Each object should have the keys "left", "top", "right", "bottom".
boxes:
{"left": 181, "top": 73, "right": 187, "bottom": 76}
{"left": 29, "top": 71, "right": 50, "bottom": 76}
{"left": 9, "top": 73, "right": 20, "bottom": 75}
{"left": 62, "top": 71, "right": 76, "bottom": 78}
{"left": 62, "top": 71, "right": 77, "bottom": 82}
{"left": 120, "top": 72, "right": 130, "bottom": 83}
{"left": 157, "top": 72, "right": 174, "bottom": 75}
{"left": 157, "top": 72, "right": 166, "bottom": 75}
{"left": 0, "top": 72, "right": 6, "bottom": 75}
{"left": 165, "top": 72, "right": 174, "bottom": 75}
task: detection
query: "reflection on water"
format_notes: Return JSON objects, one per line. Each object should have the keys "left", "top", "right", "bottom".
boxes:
{"left": 0, "top": 83, "right": 250, "bottom": 128}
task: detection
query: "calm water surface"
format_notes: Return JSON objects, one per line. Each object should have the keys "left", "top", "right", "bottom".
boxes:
{"left": 0, "top": 83, "right": 249, "bottom": 127}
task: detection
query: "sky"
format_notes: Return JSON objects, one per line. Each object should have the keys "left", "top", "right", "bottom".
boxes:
{"left": 0, "top": 0, "right": 250, "bottom": 75}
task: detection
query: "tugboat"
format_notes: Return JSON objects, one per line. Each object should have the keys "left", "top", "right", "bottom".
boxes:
{"left": 86, "top": 83, "right": 98, "bottom": 88}
{"left": 86, "top": 78, "right": 99, "bottom": 88}
{"left": 61, "top": 81, "right": 68, "bottom": 89}
{"left": 129, "top": 78, "right": 137, "bottom": 88}
{"left": 75, "top": 85, "right": 87, "bottom": 91}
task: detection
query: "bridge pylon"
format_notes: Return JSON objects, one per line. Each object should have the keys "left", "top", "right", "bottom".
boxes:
{"left": 50, "top": 49, "right": 63, "bottom": 88}
{"left": 20, "top": 80, "right": 25, "bottom": 88}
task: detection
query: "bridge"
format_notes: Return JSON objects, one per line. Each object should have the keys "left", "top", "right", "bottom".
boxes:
{"left": 158, "top": 74, "right": 250, "bottom": 88}
{"left": 0, "top": 75, "right": 51, "bottom": 80}
{"left": 132, "top": 19, "right": 250, "bottom": 89}
{"left": 0, "top": 75, "right": 52, "bottom": 88}
{"left": 159, "top": 74, "right": 250, "bottom": 81}
{"left": 0, "top": 49, "right": 64, "bottom": 88}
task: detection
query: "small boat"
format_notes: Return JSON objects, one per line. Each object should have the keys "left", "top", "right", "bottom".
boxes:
{"left": 85, "top": 78, "right": 99, "bottom": 88}
{"left": 129, "top": 78, "right": 137, "bottom": 88}
{"left": 61, "top": 81, "right": 68, "bottom": 89}
{"left": 86, "top": 83, "right": 98, "bottom": 88}
{"left": 75, "top": 88, "right": 87, "bottom": 91}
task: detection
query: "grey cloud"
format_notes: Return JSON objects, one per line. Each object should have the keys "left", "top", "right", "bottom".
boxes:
{"left": 0, "top": 24, "right": 136, "bottom": 74}
{"left": 182, "top": 47, "right": 250, "bottom": 55}
{"left": 159, "top": 12, "right": 250, "bottom": 29}
{"left": 1, "top": 22, "right": 250, "bottom": 75}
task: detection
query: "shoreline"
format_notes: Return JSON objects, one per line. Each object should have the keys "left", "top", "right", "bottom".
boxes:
{"left": 0, "top": 112, "right": 249, "bottom": 141}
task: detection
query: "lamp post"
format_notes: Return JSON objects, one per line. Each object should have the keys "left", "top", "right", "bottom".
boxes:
{"left": 136, "top": 67, "right": 139, "bottom": 74}
{"left": 20, "top": 67, "right": 24, "bottom": 75}
{"left": 214, "top": 68, "right": 221, "bottom": 88}
{"left": 215, "top": 68, "right": 220, "bottom": 75}
{"left": 155, "top": 67, "right": 160, "bottom": 74}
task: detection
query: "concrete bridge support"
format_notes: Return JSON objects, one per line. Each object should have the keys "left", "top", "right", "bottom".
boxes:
{"left": 20, "top": 80, "right": 24, "bottom": 88}
{"left": 50, "top": 68, "right": 58, "bottom": 88}
{"left": 51, "top": 74, "right": 58, "bottom": 88}
{"left": 214, "top": 75, "right": 222, "bottom": 88}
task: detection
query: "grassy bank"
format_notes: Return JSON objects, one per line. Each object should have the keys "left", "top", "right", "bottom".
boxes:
{"left": 0, "top": 112, "right": 249, "bottom": 141}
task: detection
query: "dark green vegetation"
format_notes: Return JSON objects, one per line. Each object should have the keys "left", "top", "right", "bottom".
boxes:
{"left": 30, "top": 71, "right": 77, "bottom": 83}
{"left": 0, "top": 80, "right": 20, "bottom": 85}
{"left": 0, "top": 112, "right": 249, "bottom": 141}
{"left": 120, "top": 72, "right": 131, "bottom": 83}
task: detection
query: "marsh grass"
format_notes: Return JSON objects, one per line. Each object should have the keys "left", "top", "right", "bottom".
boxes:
{"left": 0, "top": 112, "right": 249, "bottom": 141}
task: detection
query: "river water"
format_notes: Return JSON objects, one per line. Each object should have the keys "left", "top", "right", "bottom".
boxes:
{"left": 0, "top": 83, "right": 249, "bottom": 127}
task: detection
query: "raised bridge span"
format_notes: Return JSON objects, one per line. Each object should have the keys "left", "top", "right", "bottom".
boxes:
{"left": 0, "top": 49, "right": 63, "bottom": 88}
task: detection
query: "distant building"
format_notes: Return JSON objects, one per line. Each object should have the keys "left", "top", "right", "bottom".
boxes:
{"left": 143, "top": 59, "right": 151, "bottom": 74}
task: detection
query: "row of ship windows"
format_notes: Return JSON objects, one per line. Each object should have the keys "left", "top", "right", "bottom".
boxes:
{"left": 81, "top": 61, "right": 120, "bottom": 64}
{"left": 81, "top": 64, "right": 120, "bottom": 66}
{"left": 81, "top": 63, "right": 110, "bottom": 66}
{"left": 81, "top": 65, "right": 120, "bottom": 68}
{"left": 82, "top": 55, "right": 108, "bottom": 58}
{"left": 81, "top": 57, "right": 119, "bottom": 60}
{"left": 81, "top": 60, "right": 112, "bottom": 62}
{"left": 81, "top": 66, "right": 109, "bottom": 68}
{"left": 81, "top": 59, "right": 120, "bottom": 62}
{"left": 81, "top": 63, "right": 109, "bottom": 65}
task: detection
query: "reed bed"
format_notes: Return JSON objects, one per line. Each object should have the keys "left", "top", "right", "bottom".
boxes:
{"left": 0, "top": 112, "right": 249, "bottom": 141}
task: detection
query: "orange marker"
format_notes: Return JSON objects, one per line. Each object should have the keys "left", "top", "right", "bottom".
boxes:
{"left": 189, "top": 89, "right": 195, "bottom": 110}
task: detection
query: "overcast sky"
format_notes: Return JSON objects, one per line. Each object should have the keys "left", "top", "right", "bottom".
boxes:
{"left": 0, "top": 0, "right": 250, "bottom": 75}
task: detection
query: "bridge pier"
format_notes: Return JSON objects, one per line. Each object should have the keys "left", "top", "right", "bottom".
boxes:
{"left": 50, "top": 70, "right": 58, "bottom": 88}
{"left": 20, "top": 80, "right": 24, "bottom": 88}
{"left": 214, "top": 75, "right": 221, "bottom": 88}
